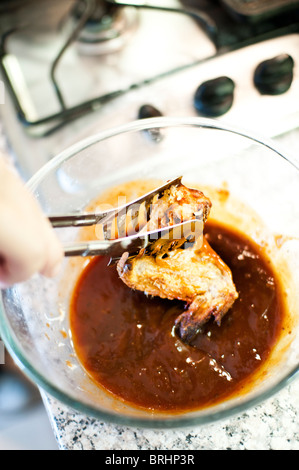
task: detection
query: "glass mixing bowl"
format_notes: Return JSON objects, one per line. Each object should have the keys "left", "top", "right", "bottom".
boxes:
{"left": 1, "top": 117, "right": 299, "bottom": 428}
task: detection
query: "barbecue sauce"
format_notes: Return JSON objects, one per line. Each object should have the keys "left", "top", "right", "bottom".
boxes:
{"left": 70, "top": 221, "right": 285, "bottom": 412}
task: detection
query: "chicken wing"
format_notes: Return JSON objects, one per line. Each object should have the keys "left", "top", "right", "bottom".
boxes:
{"left": 117, "top": 182, "right": 238, "bottom": 343}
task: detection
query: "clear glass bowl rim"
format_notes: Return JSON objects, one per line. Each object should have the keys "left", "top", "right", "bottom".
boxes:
{"left": 1, "top": 116, "right": 299, "bottom": 429}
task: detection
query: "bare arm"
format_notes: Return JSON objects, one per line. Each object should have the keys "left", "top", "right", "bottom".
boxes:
{"left": 0, "top": 156, "right": 63, "bottom": 288}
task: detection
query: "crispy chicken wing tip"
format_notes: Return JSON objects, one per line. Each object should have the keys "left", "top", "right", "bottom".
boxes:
{"left": 175, "top": 289, "right": 239, "bottom": 343}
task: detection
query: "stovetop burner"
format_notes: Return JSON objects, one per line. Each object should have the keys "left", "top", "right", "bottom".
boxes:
{"left": 181, "top": 0, "right": 299, "bottom": 48}
{"left": 72, "top": 0, "right": 119, "bottom": 23}
{"left": 72, "top": 0, "right": 138, "bottom": 55}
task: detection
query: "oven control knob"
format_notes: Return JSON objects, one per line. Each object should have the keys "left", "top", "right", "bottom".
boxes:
{"left": 138, "top": 104, "right": 164, "bottom": 142}
{"left": 138, "top": 104, "right": 163, "bottom": 119}
{"left": 194, "top": 76, "right": 235, "bottom": 117}
{"left": 254, "top": 54, "right": 294, "bottom": 95}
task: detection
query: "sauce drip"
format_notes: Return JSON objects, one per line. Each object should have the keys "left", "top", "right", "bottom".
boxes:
{"left": 70, "top": 222, "right": 284, "bottom": 412}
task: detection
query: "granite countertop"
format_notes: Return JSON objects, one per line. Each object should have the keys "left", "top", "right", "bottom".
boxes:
{"left": 42, "top": 377, "right": 299, "bottom": 450}
{"left": 40, "top": 129, "right": 299, "bottom": 451}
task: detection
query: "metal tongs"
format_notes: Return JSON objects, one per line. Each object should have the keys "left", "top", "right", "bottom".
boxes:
{"left": 49, "top": 176, "right": 203, "bottom": 259}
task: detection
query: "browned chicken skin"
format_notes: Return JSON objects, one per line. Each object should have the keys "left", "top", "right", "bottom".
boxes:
{"left": 117, "top": 182, "right": 238, "bottom": 343}
{"left": 143, "top": 183, "right": 212, "bottom": 231}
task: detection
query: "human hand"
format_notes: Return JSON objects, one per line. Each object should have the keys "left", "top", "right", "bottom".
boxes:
{"left": 0, "top": 157, "right": 63, "bottom": 288}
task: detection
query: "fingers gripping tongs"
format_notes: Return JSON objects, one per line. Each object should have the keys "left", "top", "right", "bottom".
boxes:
{"left": 48, "top": 177, "right": 203, "bottom": 259}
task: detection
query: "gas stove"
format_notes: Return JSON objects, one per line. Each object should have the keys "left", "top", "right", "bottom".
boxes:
{"left": 0, "top": 0, "right": 299, "bottom": 179}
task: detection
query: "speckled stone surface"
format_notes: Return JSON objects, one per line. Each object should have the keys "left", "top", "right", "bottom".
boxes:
{"left": 41, "top": 375, "right": 299, "bottom": 450}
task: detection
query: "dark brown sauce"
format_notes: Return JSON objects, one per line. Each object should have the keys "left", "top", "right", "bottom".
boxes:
{"left": 70, "top": 222, "right": 285, "bottom": 412}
